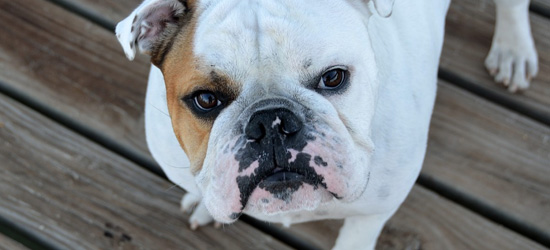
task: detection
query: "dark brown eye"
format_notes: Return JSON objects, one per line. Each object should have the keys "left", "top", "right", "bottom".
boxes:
{"left": 319, "top": 68, "right": 346, "bottom": 89}
{"left": 194, "top": 91, "right": 220, "bottom": 111}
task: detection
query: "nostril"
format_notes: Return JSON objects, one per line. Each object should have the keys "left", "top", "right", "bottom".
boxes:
{"left": 280, "top": 117, "right": 302, "bottom": 135}
{"left": 245, "top": 120, "right": 266, "bottom": 140}
{"left": 245, "top": 108, "right": 303, "bottom": 141}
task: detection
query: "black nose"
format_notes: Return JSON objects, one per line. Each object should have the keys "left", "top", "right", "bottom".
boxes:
{"left": 245, "top": 108, "right": 303, "bottom": 141}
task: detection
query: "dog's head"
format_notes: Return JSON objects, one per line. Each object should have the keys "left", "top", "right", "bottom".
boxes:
{"left": 116, "top": 0, "right": 395, "bottom": 223}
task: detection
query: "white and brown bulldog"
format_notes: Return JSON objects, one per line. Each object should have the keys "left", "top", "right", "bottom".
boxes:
{"left": 116, "top": 0, "right": 537, "bottom": 248}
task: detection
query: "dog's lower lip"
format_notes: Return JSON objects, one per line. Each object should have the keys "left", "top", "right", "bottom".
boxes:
{"left": 262, "top": 171, "right": 305, "bottom": 183}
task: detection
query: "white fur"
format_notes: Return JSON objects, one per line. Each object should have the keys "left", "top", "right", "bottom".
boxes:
{"left": 193, "top": 0, "right": 378, "bottom": 223}
{"left": 146, "top": 65, "right": 213, "bottom": 227}
{"left": 117, "top": 0, "right": 537, "bottom": 248}
{"left": 372, "top": 0, "right": 395, "bottom": 17}
{"left": 115, "top": 0, "right": 186, "bottom": 60}
{"left": 485, "top": 0, "right": 538, "bottom": 92}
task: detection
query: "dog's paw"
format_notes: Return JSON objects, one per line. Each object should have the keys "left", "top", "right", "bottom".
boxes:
{"left": 180, "top": 193, "right": 221, "bottom": 230}
{"left": 484, "top": 40, "right": 538, "bottom": 93}
{"left": 484, "top": 4, "right": 538, "bottom": 94}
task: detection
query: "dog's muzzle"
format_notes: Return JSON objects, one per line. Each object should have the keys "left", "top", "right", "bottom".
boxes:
{"left": 235, "top": 106, "right": 327, "bottom": 211}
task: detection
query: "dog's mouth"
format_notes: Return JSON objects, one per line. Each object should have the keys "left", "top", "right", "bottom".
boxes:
{"left": 206, "top": 135, "right": 363, "bottom": 223}
{"left": 264, "top": 169, "right": 304, "bottom": 182}
{"left": 259, "top": 170, "right": 310, "bottom": 193}
{"left": 235, "top": 163, "right": 331, "bottom": 215}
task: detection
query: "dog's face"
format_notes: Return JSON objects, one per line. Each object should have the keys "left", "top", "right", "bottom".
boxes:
{"left": 117, "top": 0, "right": 394, "bottom": 223}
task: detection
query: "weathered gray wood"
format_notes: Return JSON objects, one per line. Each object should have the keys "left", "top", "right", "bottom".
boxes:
{"left": 64, "top": 0, "right": 141, "bottom": 26}
{"left": 281, "top": 81, "right": 550, "bottom": 249}
{"left": 0, "top": 93, "right": 289, "bottom": 249}
{"left": 425, "top": 82, "right": 550, "bottom": 232}
{"left": 0, "top": 0, "right": 549, "bottom": 248}
{"left": 532, "top": 0, "right": 550, "bottom": 11}
{"left": 67, "top": 0, "right": 550, "bottom": 26}
{"left": 285, "top": 185, "right": 546, "bottom": 250}
{"left": 443, "top": 0, "right": 550, "bottom": 120}
{"left": 0, "top": 0, "right": 151, "bottom": 158}
{"left": 64, "top": 0, "right": 550, "bottom": 122}
{"left": 0, "top": 234, "right": 28, "bottom": 250}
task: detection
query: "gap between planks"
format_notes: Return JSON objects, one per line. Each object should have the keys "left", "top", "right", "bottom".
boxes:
{"left": 530, "top": 2, "right": 550, "bottom": 17}
{"left": 0, "top": 91, "right": 293, "bottom": 250}
{"left": 35, "top": 0, "right": 550, "bottom": 245}
{"left": 1, "top": 85, "right": 545, "bottom": 250}
{"left": 438, "top": 69, "right": 550, "bottom": 126}
{"left": 416, "top": 173, "right": 550, "bottom": 247}
{"left": 1, "top": 1, "right": 548, "bottom": 248}
{"left": 0, "top": 215, "right": 53, "bottom": 250}
{"left": 43, "top": 0, "right": 550, "bottom": 126}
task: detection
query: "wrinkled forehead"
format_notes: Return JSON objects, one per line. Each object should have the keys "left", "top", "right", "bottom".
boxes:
{"left": 193, "top": 0, "right": 370, "bottom": 82}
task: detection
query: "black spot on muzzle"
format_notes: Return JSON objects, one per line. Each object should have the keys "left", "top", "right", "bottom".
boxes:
{"left": 234, "top": 106, "right": 326, "bottom": 210}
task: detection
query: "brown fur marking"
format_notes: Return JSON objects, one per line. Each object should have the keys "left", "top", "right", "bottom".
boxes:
{"left": 161, "top": 1, "right": 240, "bottom": 174}
{"left": 150, "top": 1, "right": 193, "bottom": 66}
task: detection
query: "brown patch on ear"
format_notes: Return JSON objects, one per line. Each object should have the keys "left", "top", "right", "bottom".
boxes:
{"left": 150, "top": 1, "right": 194, "bottom": 67}
{"left": 159, "top": 2, "right": 239, "bottom": 175}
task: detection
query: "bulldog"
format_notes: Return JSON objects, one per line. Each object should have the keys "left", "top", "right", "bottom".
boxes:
{"left": 116, "top": 0, "right": 538, "bottom": 248}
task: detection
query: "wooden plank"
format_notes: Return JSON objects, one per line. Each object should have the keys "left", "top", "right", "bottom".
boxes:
{"left": 424, "top": 82, "right": 550, "bottom": 232}
{"left": 0, "top": 0, "right": 151, "bottom": 158}
{"left": 0, "top": 0, "right": 548, "bottom": 248}
{"left": 60, "top": 0, "right": 141, "bottom": 26}
{"left": 0, "top": 234, "right": 28, "bottom": 250}
{"left": 284, "top": 185, "right": 546, "bottom": 250}
{"left": 67, "top": 0, "right": 550, "bottom": 25}
{"left": 280, "top": 81, "right": 550, "bottom": 249}
{"left": 532, "top": 0, "right": 550, "bottom": 12}
{"left": 58, "top": 0, "right": 550, "bottom": 234}
{"left": 66, "top": 0, "right": 550, "bottom": 122}
{"left": 443, "top": 0, "right": 550, "bottom": 121}
{"left": 0, "top": 93, "right": 289, "bottom": 249}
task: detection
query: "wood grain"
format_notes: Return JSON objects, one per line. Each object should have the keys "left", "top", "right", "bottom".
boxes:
{"left": 0, "top": 0, "right": 151, "bottom": 158}
{"left": 65, "top": 0, "right": 142, "bottom": 26}
{"left": 67, "top": 0, "right": 550, "bottom": 24}
{"left": 2, "top": 81, "right": 543, "bottom": 249}
{"left": 285, "top": 185, "right": 546, "bottom": 250}
{"left": 532, "top": 0, "right": 550, "bottom": 11}
{"left": 280, "top": 81, "right": 550, "bottom": 250}
{"left": 425, "top": 82, "right": 550, "bottom": 232}
{"left": 0, "top": 0, "right": 548, "bottom": 248}
{"left": 0, "top": 93, "right": 289, "bottom": 250}
{"left": 442, "top": 0, "right": 550, "bottom": 120}
{"left": 68, "top": 0, "right": 550, "bottom": 122}
{"left": 0, "top": 234, "right": 28, "bottom": 250}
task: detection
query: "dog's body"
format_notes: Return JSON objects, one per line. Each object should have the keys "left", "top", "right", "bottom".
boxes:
{"left": 116, "top": 0, "right": 537, "bottom": 248}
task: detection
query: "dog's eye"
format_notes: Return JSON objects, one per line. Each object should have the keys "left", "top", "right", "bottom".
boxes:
{"left": 193, "top": 91, "right": 221, "bottom": 111}
{"left": 319, "top": 68, "right": 347, "bottom": 90}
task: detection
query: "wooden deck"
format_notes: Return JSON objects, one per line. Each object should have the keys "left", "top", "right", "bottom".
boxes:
{"left": 0, "top": 0, "right": 548, "bottom": 249}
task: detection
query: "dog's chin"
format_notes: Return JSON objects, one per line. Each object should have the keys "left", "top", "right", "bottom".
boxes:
{"left": 243, "top": 182, "right": 335, "bottom": 216}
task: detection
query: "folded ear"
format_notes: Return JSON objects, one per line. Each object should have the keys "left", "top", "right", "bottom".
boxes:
{"left": 115, "top": 0, "right": 188, "bottom": 62}
{"left": 372, "top": 0, "right": 395, "bottom": 17}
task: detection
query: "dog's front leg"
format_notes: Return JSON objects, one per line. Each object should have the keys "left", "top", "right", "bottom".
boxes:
{"left": 485, "top": 0, "right": 538, "bottom": 92}
{"left": 332, "top": 212, "right": 394, "bottom": 250}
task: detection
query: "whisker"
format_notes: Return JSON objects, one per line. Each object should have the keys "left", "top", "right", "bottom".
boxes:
{"left": 159, "top": 159, "right": 190, "bottom": 169}
{"left": 164, "top": 183, "right": 180, "bottom": 192}
{"left": 149, "top": 102, "right": 170, "bottom": 117}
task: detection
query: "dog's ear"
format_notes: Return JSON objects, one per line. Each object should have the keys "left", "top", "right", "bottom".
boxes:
{"left": 115, "top": 0, "right": 188, "bottom": 62}
{"left": 371, "top": 0, "right": 395, "bottom": 17}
